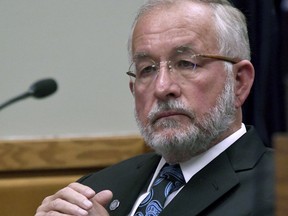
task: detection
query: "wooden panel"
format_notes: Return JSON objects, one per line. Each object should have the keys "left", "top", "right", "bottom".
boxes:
{"left": 0, "top": 135, "right": 146, "bottom": 216}
{"left": 0, "top": 175, "right": 81, "bottom": 216}
{"left": 274, "top": 134, "right": 288, "bottom": 216}
{"left": 0, "top": 135, "right": 144, "bottom": 172}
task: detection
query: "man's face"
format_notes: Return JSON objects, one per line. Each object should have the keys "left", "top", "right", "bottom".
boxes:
{"left": 130, "top": 2, "right": 237, "bottom": 163}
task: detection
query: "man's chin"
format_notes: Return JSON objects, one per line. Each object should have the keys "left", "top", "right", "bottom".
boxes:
{"left": 153, "top": 118, "right": 191, "bottom": 129}
{"left": 148, "top": 130, "right": 183, "bottom": 143}
{"left": 151, "top": 124, "right": 189, "bottom": 135}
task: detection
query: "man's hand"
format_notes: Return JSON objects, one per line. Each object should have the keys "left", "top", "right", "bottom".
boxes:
{"left": 35, "top": 182, "right": 113, "bottom": 216}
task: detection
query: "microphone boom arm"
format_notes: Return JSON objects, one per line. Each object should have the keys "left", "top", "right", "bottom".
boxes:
{"left": 0, "top": 92, "right": 32, "bottom": 111}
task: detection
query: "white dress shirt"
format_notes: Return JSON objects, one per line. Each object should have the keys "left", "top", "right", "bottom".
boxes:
{"left": 128, "top": 123, "right": 246, "bottom": 216}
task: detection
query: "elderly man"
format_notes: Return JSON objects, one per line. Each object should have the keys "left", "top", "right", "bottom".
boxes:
{"left": 35, "top": 0, "right": 274, "bottom": 215}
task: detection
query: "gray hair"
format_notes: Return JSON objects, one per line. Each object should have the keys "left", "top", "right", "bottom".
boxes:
{"left": 127, "top": 0, "right": 250, "bottom": 63}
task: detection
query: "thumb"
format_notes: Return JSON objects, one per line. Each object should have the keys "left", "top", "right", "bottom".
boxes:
{"left": 92, "top": 190, "right": 113, "bottom": 206}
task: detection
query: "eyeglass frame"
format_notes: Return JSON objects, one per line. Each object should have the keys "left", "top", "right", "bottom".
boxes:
{"left": 126, "top": 54, "right": 241, "bottom": 80}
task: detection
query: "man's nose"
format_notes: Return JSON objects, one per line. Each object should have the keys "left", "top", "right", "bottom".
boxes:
{"left": 153, "top": 64, "right": 181, "bottom": 100}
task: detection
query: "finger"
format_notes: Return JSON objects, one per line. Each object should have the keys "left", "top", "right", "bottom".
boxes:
{"left": 62, "top": 187, "right": 92, "bottom": 208}
{"left": 36, "top": 197, "right": 89, "bottom": 216}
{"left": 68, "top": 182, "right": 96, "bottom": 199}
{"left": 87, "top": 191, "right": 113, "bottom": 216}
{"left": 37, "top": 185, "right": 94, "bottom": 213}
{"left": 92, "top": 190, "right": 113, "bottom": 206}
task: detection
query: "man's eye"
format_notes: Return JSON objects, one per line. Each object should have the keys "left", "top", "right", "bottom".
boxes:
{"left": 175, "top": 60, "right": 197, "bottom": 70}
{"left": 138, "top": 65, "right": 157, "bottom": 76}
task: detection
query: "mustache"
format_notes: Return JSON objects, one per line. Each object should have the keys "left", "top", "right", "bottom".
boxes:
{"left": 148, "top": 100, "right": 196, "bottom": 123}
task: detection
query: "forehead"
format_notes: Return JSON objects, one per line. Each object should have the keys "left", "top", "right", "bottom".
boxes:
{"left": 132, "top": 1, "right": 218, "bottom": 57}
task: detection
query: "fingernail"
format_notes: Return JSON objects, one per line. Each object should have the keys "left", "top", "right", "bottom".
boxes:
{"left": 85, "top": 188, "right": 95, "bottom": 196}
{"left": 83, "top": 199, "right": 93, "bottom": 208}
{"left": 78, "top": 208, "right": 88, "bottom": 216}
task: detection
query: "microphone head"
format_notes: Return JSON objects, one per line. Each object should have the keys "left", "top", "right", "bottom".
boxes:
{"left": 29, "top": 78, "right": 58, "bottom": 98}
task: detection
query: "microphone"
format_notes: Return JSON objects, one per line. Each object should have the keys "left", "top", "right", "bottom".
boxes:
{"left": 0, "top": 78, "right": 58, "bottom": 111}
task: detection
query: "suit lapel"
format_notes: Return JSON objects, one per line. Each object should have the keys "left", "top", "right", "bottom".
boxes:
{"left": 225, "top": 126, "right": 266, "bottom": 171}
{"left": 161, "top": 152, "right": 239, "bottom": 216}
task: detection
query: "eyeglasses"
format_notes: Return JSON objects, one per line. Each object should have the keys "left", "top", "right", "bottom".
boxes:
{"left": 126, "top": 54, "right": 241, "bottom": 85}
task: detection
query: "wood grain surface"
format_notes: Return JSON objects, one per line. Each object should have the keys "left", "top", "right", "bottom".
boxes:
{"left": 0, "top": 135, "right": 145, "bottom": 172}
{"left": 274, "top": 134, "right": 288, "bottom": 216}
{"left": 0, "top": 135, "right": 146, "bottom": 216}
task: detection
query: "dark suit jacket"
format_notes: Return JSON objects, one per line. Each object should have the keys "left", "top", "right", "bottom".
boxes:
{"left": 78, "top": 126, "right": 275, "bottom": 216}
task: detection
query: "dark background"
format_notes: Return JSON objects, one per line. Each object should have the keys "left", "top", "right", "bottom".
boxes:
{"left": 230, "top": 0, "right": 288, "bottom": 146}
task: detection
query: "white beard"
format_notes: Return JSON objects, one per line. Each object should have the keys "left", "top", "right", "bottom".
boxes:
{"left": 135, "top": 71, "right": 236, "bottom": 164}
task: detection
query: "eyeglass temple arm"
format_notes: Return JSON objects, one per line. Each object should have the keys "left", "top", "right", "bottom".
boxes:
{"left": 126, "top": 71, "right": 136, "bottom": 78}
{"left": 196, "top": 54, "right": 241, "bottom": 64}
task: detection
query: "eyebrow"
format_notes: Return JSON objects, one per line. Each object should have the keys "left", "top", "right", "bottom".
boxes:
{"left": 174, "top": 45, "right": 196, "bottom": 54}
{"left": 132, "top": 52, "right": 151, "bottom": 62}
{"left": 132, "top": 44, "right": 197, "bottom": 61}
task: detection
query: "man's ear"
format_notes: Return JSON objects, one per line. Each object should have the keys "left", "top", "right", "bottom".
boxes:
{"left": 234, "top": 60, "right": 255, "bottom": 108}
{"left": 129, "top": 81, "right": 135, "bottom": 96}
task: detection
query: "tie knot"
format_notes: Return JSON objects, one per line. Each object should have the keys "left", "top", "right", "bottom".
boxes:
{"left": 157, "top": 163, "right": 185, "bottom": 193}
{"left": 160, "top": 164, "right": 184, "bottom": 180}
